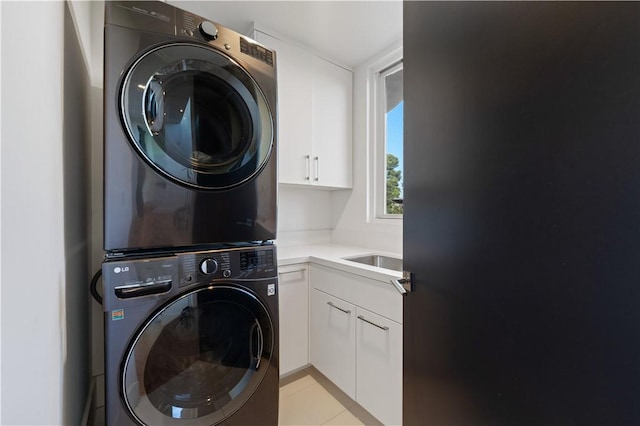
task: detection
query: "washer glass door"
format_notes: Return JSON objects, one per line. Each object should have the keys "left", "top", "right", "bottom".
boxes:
{"left": 121, "top": 43, "right": 274, "bottom": 189}
{"left": 122, "top": 286, "right": 274, "bottom": 425}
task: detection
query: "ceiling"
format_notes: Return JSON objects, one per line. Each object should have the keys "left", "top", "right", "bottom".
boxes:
{"left": 168, "top": 1, "right": 403, "bottom": 68}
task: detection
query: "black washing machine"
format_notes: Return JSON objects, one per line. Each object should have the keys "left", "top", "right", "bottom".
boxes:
{"left": 104, "top": 1, "right": 278, "bottom": 253}
{"left": 102, "top": 244, "right": 279, "bottom": 425}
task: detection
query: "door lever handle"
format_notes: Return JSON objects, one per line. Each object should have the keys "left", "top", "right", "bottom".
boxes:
{"left": 390, "top": 271, "right": 413, "bottom": 295}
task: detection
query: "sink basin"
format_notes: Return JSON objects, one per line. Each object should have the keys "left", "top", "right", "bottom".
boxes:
{"left": 343, "top": 254, "right": 403, "bottom": 272}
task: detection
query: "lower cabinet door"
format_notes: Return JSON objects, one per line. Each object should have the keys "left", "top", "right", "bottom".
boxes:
{"left": 278, "top": 264, "right": 309, "bottom": 376}
{"left": 310, "top": 288, "right": 356, "bottom": 399}
{"left": 356, "top": 307, "right": 403, "bottom": 426}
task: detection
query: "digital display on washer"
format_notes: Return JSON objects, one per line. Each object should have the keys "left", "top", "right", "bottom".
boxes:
{"left": 240, "top": 250, "right": 274, "bottom": 271}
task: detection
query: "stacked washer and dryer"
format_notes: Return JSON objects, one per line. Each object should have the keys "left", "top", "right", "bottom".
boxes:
{"left": 101, "top": 1, "right": 279, "bottom": 425}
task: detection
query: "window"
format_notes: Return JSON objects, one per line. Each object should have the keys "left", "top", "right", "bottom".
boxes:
{"left": 370, "top": 48, "right": 403, "bottom": 220}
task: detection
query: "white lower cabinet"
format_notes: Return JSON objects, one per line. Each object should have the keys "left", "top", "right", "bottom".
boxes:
{"left": 356, "top": 307, "right": 403, "bottom": 426}
{"left": 310, "top": 288, "right": 356, "bottom": 399}
{"left": 309, "top": 264, "right": 403, "bottom": 425}
{"left": 278, "top": 264, "right": 310, "bottom": 376}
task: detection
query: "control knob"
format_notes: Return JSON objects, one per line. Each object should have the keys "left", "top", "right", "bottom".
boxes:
{"left": 199, "top": 21, "right": 219, "bottom": 40}
{"left": 199, "top": 258, "right": 218, "bottom": 275}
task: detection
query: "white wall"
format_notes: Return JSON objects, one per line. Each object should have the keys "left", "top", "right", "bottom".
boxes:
{"left": 331, "top": 42, "right": 403, "bottom": 254}
{"left": 66, "top": 0, "right": 104, "bottom": 89}
{"left": 276, "top": 186, "right": 333, "bottom": 246}
{"left": 1, "top": 1, "right": 92, "bottom": 423}
{"left": 1, "top": 2, "right": 66, "bottom": 423}
{"left": 0, "top": 4, "right": 3, "bottom": 421}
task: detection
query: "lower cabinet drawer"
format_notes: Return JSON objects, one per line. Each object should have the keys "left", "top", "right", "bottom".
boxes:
{"left": 310, "top": 263, "right": 402, "bottom": 324}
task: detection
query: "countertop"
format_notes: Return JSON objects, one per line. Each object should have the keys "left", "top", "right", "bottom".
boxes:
{"left": 277, "top": 243, "right": 403, "bottom": 283}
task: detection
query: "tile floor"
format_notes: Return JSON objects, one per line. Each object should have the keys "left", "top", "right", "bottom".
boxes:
{"left": 92, "top": 367, "right": 382, "bottom": 426}
{"left": 279, "top": 367, "right": 382, "bottom": 426}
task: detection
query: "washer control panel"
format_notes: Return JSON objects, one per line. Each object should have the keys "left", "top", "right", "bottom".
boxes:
{"left": 178, "top": 245, "right": 277, "bottom": 286}
{"left": 102, "top": 246, "right": 278, "bottom": 305}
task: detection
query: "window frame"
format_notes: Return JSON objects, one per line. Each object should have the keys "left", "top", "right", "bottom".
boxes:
{"left": 368, "top": 46, "right": 403, "bottom": 222}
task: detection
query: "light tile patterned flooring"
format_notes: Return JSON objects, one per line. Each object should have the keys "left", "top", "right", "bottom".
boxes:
{"left": 279, "top": 367, "right": 382, "bottom": 426}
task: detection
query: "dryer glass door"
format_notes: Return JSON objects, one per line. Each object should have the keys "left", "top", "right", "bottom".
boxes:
{"left": 121, "top": 43, "right": 274, "bottom": 189}
{"left": 122, "top": 285, "right": 274, "bottom": 425}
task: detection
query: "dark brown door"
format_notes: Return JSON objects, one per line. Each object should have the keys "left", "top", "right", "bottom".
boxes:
{"left": 403, "top": 3, "right": 640, "bottom": 425}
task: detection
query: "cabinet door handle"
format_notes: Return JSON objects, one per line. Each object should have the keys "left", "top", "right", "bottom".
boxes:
{"left": 357, "top": 315, "right": 389, "bottom": 331}
{"left": 305, "top": 155, "right": 311, "bottom": 180}
{"left": 327, "top": 301, "right": 351, "bottom": 314}
{"left": 314, "top": 156, "right": 319, "bottom": 181}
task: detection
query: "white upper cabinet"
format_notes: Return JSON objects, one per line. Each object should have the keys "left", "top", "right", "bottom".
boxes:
{"left": 311, "top": 57, "right": 353, "bottom": 188}
{"left": 253, "top": 29, "right": 353, "bottom": 189}
{"left": 253, "top": 31, "right": 312, "bottom": 185}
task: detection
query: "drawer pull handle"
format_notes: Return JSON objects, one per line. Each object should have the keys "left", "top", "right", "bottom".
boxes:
{"left": 357, "top": 315, "right": 389, "bottom": 331}
{"left": 279, "top": 269, "right": 306, "bottom": 275}
{"left": 327, "top": 301, "right": 351, "bottom": 314}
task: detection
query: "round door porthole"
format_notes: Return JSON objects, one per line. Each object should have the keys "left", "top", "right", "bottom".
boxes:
{"left": 121, "top": 286, "right": 274, "bottom": 425}
{"left": 120, "top": 43, "right": 274, "bottom": 189}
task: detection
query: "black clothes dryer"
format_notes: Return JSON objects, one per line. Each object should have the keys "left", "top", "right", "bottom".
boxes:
{"left": 102, "top": 244, "right": 279, "bottom": 426}
{"left": 104, "top": 1, "right": 277, "bottom": 253}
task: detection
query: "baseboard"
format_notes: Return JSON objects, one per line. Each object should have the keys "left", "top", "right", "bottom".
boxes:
{"left": 80, "top": 376, "right": 96, "bottom": 426}
{"left": 279, "top": 364, "right": 313, "bottom": 385}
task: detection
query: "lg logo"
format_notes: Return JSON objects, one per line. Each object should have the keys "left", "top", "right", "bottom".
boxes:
{"left": 114, "top": 266, "right": 130, "bottom": 274}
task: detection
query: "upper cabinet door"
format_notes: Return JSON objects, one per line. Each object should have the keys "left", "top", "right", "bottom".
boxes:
{"left": 311, "top": 57, "right": 353, "bottom": 189}
{"left": 253, "top": 31, "right": 313, "bottom": 186}
{"left": 253, "top": 28, "right": 353, "bottom": 189}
